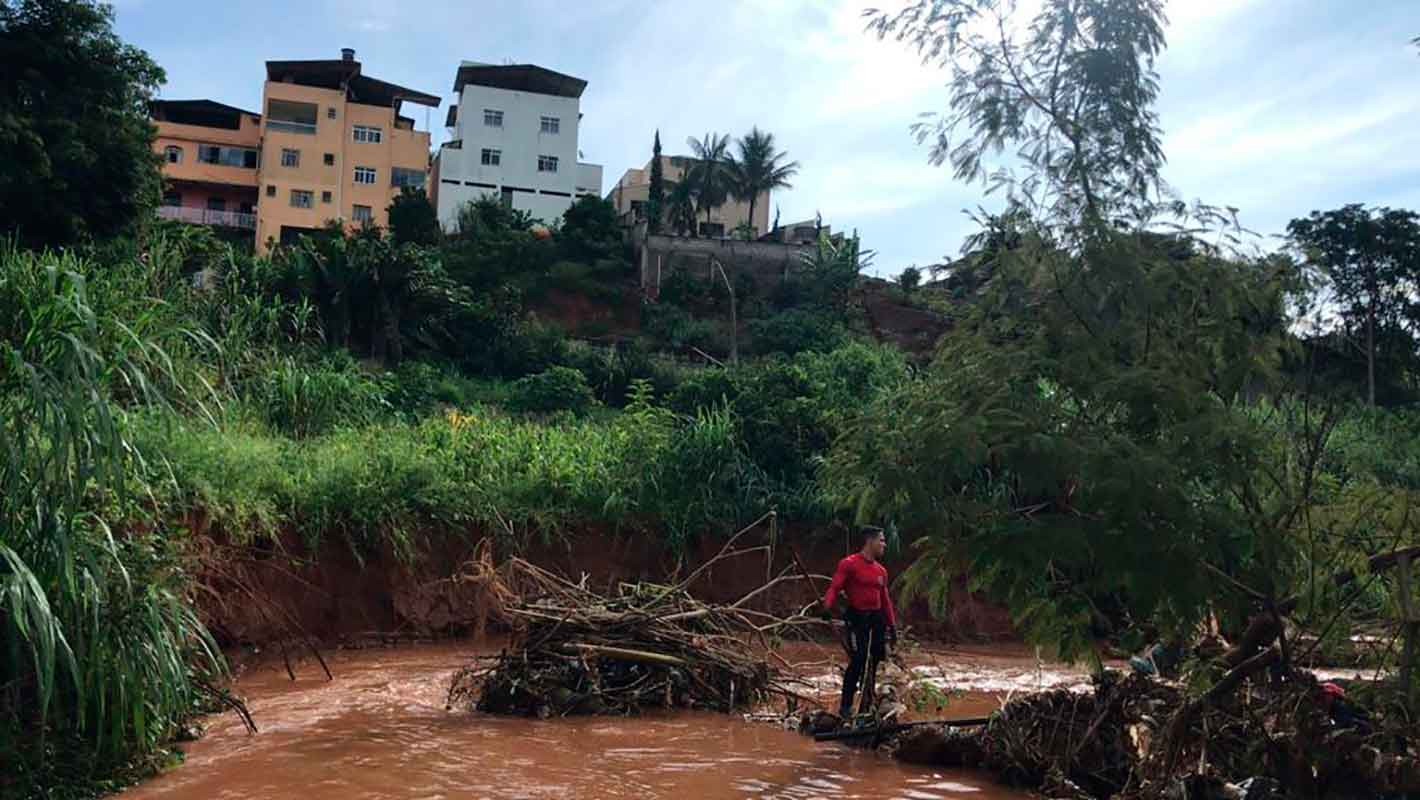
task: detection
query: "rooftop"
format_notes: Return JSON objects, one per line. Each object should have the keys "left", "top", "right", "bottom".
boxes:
{"left": 150, "top": 99, "right": 258, "bottom": 129}
{"left": 452, "top": 62, "right": 587, "bottom": 98}
{"left": 266, "top": 51, "right": 440, "bottom": 111}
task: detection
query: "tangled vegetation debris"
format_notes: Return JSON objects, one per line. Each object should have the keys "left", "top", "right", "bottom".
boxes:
{"left": 447, "top": 523, "right": 822, "bottom": 717}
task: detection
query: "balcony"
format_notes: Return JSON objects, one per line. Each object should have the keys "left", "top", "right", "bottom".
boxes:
{"left": 158, "top": 205, "right": 257, "bottom": 230}
{"left": 266, "top": 99, "right": 319, "bottom": 136}
{"left": 266, "top": 119, "right": 317, "bottom": 135}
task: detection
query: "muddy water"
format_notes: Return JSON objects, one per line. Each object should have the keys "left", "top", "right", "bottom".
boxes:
{"left": 123, "top": 644, "right": 1031, "bottom": 800}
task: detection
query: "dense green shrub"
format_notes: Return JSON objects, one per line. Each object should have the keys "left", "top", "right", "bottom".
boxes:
{"left": 748, "top": 309, "right": 849, "bottom": 355}
{"left": 488, "top": 317, "right": 570, "bottom": 377}
{"left": 507, "top": 366, "right": 597, "bottom": 415}
{"left": 247, "top": 355, "right": 391, "bottom": 437}
{"left": 564, "top": 340, "right": 689, "bottom": 406}
{"left": 642, "top": 303, "right": 726, "bottom": 353}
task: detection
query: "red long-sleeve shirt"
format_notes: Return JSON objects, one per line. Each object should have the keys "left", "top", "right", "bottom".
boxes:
{"left": 823, "top": 553, "right": 896, "bottom": 626}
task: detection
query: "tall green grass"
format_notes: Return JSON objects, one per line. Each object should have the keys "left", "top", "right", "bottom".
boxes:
{"left": 1, "top": 242, "right": 223, "bottom": 788}
{"left": 131, "top": 385, "right": 769, "bottom": 563}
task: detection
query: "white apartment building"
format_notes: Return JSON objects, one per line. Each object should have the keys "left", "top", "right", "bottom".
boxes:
{"left": 431, "top": 62, "right": 602, "bottom": 230}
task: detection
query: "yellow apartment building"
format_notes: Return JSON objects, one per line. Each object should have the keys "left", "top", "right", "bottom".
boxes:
{"left": 151, "top": 49, "right": 439, "bottom": 253}
{"left": 607, "top": 155, "right": 769, "bottom": 238}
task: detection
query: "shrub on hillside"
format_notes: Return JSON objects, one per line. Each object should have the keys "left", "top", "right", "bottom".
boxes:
{"left": 488, "top": 318, "right": 570, "bottom": 377}
{"left": 507, "top": 366, "right": 597, "bottom": 415}
{"left": 248, "top": 355, "right": 391, "bottom": 437}
{"left": 564, "top": 339, "right": 688, "bottom": 406}
{"left": 643, "top": 304, "right": 726, "bottom": 353}
{"left": 748, "top": 309, "right": 849, "bottom": 356}
{"left": 384, "top": 360, "right": 477, "bottom": 414}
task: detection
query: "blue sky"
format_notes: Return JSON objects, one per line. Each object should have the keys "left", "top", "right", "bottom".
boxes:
{"left": 113, "top": 0, "right": 1419, "bottom": 276}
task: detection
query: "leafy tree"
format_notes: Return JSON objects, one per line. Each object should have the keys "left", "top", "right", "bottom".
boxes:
{"left": 1287, "top": 204, "right": 1420, "bottom": 406}
{"left": 387, "top": 187, "right": 441, "bottom": 246}
{"left": 0, "top": 0, "right": 166, "bottom": 248}
{"left": 842, "top": 0, "right": 1304, "bottom": 660}
{"left": 559, "top": 195, "right": 622, "bottom": 262}
{"left": 647, "top": 130, "right": 665, "bottom": 233}
{"left": 898, "top": 265, "right": 922, "bottom": 298}
{"left": 867, "top": 0, "right": 1170, "bottom": 235}
{"left": 727, "top": 127, "right": 799, "bottom": 237}
{"left": 686, "top": 132, "right": 733, "bottom": 233}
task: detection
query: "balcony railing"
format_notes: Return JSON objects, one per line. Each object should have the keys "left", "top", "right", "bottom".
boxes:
{"left": 267, "top": 119, "right": 317, "bottom": 135}
{"left": 158, "top": 205, "right": 256, "bottom": 230}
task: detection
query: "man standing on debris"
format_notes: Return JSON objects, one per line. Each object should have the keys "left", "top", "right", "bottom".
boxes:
{"left": 822, "top": 526, "right": 897, "bottom": 720}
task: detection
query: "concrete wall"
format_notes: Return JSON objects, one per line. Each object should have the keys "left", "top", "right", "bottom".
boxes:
{"left": 637, "top": 231, "right": 819, "bottom": 298}
{"left": 436, "top": 81, "right": 591, "bottom": 229}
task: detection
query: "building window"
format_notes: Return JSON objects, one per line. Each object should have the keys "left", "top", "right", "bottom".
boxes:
{"left": 327, "top": 107, "right": 337, "bottom": 119}
{"left": 353, "top": 166, "right": 377, "bottom": 185}
{"left": 290, "top": 189, "right": 313, "bottom": 208}
{"left": 265, "top": 185, "right": 276, "bottom": 197}
{"left": 391, "top": 167, "right": 425, "bottom": 189}
{"left": 352, "top": 125, "right": 382, "bottom": 144}
{"left": 630, "top": 200, "right": 646, "bottom": 219}
{"left": 206, "top": 197, "right": 226, "bottom": 211}
{"left": 537, "top": 155, "right": 559, "bottom": 173}
{"left": 281, "top": 148, "right": 300, "bottom": 168}
{"left": 197, "top": 144, "right": 258, "bottom": 168}
{"left": 540, "top": 116, "right": 560, "bottom": 134}
{"left": 500, "top": 187, "right": 515, "bottom": 208}
{"left": 352, "top": 205, "right": 373, "bottom": 223}
{"left": 164, "top": 145, "right": 183, "bottom": 164}
{"left": 483, "top": 109, "right": 503, "bottom": 127}
{"left": 324, "top": 153, "right": 335, "bottom": 166}
{"left": 321, "top": 190, "right": 333, "bottom": 203}
{"left": 162, "top": 191, "right": 181, "bottom": 206}
{"left": 481, "top": 148, "right": 501, "bottom": 166}
{"left": 699, "top": 221, "right": 725, "bottom": 237}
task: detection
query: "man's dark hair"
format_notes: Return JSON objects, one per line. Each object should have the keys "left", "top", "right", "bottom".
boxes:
{"left": 859, "top": 526, "right": 885, "bottom": 545}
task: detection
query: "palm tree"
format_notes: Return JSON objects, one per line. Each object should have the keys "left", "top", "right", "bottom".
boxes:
{"left": 728, "top": 127, "right": 799, "bottom": 238}
{"left": 685, "top": 133, "right": 732, "bottom": 234}
{"left": 665, "top": 179, "right": 696, "bottom": 236}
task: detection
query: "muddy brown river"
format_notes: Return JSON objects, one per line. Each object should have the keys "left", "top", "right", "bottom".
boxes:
{"left": 123, "top": 644, "right": 1039, "bottom": 799}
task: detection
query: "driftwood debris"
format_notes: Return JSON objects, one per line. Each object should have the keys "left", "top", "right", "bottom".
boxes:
{"left": 446, "top": 520, "right": 824, "bottom": 718}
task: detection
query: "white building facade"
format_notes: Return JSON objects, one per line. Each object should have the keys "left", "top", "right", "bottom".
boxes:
{"left": 433, "top": 62, "right": 602, "bottom": 230}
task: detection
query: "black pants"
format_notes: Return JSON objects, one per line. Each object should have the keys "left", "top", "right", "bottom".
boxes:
{"left": 840, "top": 608, "right": 886, "bottom": 716}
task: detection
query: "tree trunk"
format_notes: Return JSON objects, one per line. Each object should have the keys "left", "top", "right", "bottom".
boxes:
{"left": 746, "top": 193, "right": 757, "bottom": 239}
{"left": 1367, "top": 300, "right": 1376, "bottom": 407}
{"left": 385, "top": 295, "right": 403, "bottom": 367}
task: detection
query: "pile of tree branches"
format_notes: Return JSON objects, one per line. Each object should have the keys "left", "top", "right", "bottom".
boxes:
{"left": 446, "top": 525, "right": 821, "bottom": 718}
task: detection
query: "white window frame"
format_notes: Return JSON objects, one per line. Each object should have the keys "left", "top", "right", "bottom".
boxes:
{"left": 481, "top": 148, "right": 501, "bottom": 166}
{"left": 537, "top": 155, "right": 559, "bottom": 173}
{"left": 352, "top": 205, "right": 373, "bottom": 223}
{"left": 483, "top": 109, "right": 503, "bottom": 127}
{"left": 164, "top": 145, "right": 183, "bottom": 164}
{"left": 352, "top": 125, "right": 383, "bottom": 144}
{"left": 290, "top": 189, "right": 313, "bottom": 209}
{"left": 280, "top": 148, "right": 300, "bottom": 168}
{"left": 353, "top": 166, "right": 377, "bottom": 185}
{"left": 540, "top": 116, "right": 560, "bottom": 134}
